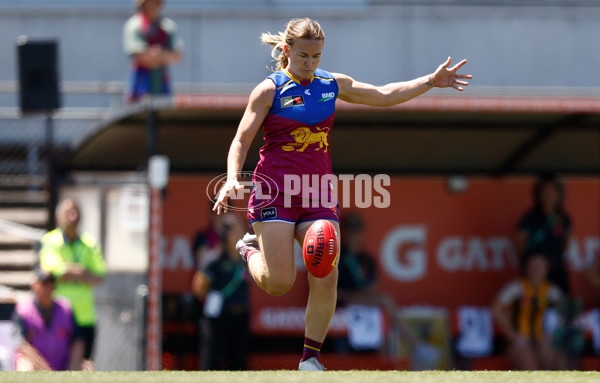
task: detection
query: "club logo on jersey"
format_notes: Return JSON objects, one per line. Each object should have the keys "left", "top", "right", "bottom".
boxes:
{"left": 318, "top": 92, "right": 336, "bottom": 102}
{"left": 281, "top": 95, "right": 305, "bottom": 108}
{"left": 282, "top": 126, "right": 329, "bottom": 153}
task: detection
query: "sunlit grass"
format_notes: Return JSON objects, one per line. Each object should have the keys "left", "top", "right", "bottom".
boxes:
{"left": 1, "top": 370, "right": 599, "bottom": 383}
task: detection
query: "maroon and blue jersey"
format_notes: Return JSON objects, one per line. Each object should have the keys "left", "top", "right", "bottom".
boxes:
{"left": 254, "top": 68, "right": 338, "bottom": 196}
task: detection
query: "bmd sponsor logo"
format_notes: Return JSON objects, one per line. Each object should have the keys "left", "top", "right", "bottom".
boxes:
{"left": 318, "top": 92, "right": 335, "bottom": 102}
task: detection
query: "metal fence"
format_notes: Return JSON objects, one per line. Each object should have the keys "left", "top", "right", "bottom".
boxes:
{"left": 94, "top": 281, "right": 148, "bottom": 371}
{"left": 0, "top": 81, "right": 123, "bottom": 182}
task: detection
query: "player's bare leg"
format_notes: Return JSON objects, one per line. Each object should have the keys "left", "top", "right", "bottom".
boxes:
{"left": 246, "top": 221, "right": 297, "bottom": 296}
{"left": 304, "top": 268, "right": 338, "bottom": 341}
{"left": 294, "top": 220, "right": 339, "bottom": 370}
{"left": 295, "top": 220, "right": 340, "bottom": 342}
{"left": 239, "top": 219, "right": 339, "bottom": 370}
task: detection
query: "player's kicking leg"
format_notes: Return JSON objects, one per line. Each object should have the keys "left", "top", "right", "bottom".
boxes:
{"left": 296, "top": 220, "right": 340, "bottom": 371}
{"left": 238, "top": 221, "right": 297, "bottom": 296}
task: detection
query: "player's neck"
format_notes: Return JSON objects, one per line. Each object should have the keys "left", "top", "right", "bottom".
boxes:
{"left": 285, "top": 68, "right": 312, "bottom": 86}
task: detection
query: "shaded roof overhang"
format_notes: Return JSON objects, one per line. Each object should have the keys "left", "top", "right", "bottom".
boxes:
{"left": 65, "top": 90, "right": 600, "bottom": 176}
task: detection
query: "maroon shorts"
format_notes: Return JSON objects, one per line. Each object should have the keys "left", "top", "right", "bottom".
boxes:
{"left": 247, "top": 188, "right": 340, "bottom": 230}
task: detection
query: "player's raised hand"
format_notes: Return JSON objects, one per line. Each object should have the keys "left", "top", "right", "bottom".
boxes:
{"left": 212, "top": 178, "right": 243, "bottom": 215}
{"left": 432, "top": 57, "right": 472, "bottom": 91}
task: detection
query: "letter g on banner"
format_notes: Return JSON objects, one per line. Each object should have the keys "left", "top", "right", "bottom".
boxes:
{"left": 381, "top": 226, "right": 427, "bottom": 282}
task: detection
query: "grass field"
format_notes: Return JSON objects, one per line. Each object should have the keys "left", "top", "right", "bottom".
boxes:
{"left": 1, "top": 370, "right": 599, "bottom": 383}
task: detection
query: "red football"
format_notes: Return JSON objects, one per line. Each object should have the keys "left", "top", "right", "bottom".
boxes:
{"left": 303, "top": 220, "right": 340, "bottom": 278}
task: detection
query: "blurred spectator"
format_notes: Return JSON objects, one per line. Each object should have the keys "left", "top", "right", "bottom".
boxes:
{"left": 12, "top": 267, "right": 84, "bottom": 371}
{"left": 583, "top": 253, "right": 600, "bottom": 298}
{"left": 551, "top": 296, "right": 585, "bottom": 369}
{"left": 491, "top": 252, "right": 566, "bottom": 370}
{"left": 190, "top": 201, "right": 233, "bottom": 369}
{"left": 336, "top": 213, "right": 418, "bottom": 356}
{"left": 581, "top": 253, "right": 600, "bottom": 356}
{"left": 515, "top": 174, "right": 572, "bottom": 293}
{"left": 192, "top": 214, "right": 250, "bottom": 370}
{"left": 192, "top": 202, "right": 229, "bottom": 272}
{"left": 123, "top": 0, "right": 183, "bottom": 103}
{"left": 39, "top": 199, "right": 106, "bottom": 370}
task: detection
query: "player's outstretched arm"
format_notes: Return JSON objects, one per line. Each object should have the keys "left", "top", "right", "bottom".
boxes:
{"left": 335, "top": 57, "right": 471, "bottom": 107}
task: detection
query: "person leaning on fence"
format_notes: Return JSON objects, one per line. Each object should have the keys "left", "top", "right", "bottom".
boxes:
{"left": 39, "top": 199, "right": 106, "bottom": 370}
{"left": 12, "top": 267, "right": 84, "bottom": 371}
{"left": 123, "top": 0, "right": 184, "bottom": 103}
{"left": 491, "top": 252, "right": 566, "bottom": 370}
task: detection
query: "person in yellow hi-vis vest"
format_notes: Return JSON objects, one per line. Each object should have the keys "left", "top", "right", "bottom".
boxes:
{"left": 40, "top": 199, "right": 106, "bottom": 370}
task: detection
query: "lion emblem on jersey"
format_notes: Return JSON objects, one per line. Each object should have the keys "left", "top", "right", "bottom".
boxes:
{"left": 282, "top": 126, "right": 329, "bottom": 153}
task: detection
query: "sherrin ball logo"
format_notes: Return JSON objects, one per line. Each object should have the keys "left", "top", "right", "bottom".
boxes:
{"left": 303, "top": 219, "right": 339, "bottom": 278}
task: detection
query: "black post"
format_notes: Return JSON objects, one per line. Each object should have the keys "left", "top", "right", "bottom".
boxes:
{"left": 146, "top": 106, "right": 159, "bottom": 160}
{"left": 46, "top": 113, "right": 57, "bottom": 231}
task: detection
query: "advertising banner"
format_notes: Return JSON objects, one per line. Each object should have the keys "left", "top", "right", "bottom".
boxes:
{"left": 161, "top": 176, "right": 599, "bottom": 336}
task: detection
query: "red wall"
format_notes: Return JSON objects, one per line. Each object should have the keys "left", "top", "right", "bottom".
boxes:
{"left": 161, "top": 176, "right": 600, "bottom": 335}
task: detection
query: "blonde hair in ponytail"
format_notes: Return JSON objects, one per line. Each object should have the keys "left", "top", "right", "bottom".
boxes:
{"left": 260, "top": 18, "right": 325, "bottom": 71}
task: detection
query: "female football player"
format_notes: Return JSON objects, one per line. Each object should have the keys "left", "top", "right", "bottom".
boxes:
{"left": 213, "top": 18, "right": 471, "bottom": 370}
